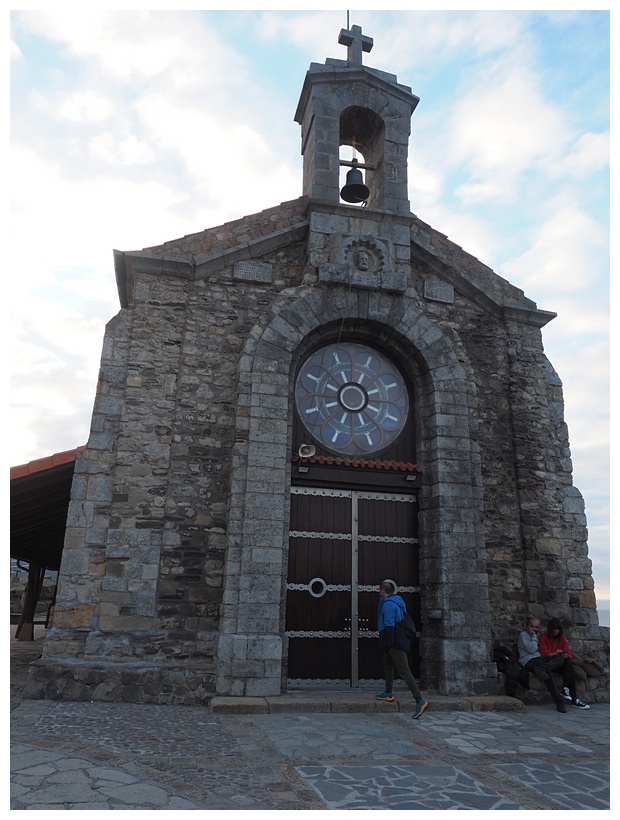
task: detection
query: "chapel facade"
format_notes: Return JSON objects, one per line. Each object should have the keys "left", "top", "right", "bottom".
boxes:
{"left": 28, "top": 27, "right": 607, "bottom": 704}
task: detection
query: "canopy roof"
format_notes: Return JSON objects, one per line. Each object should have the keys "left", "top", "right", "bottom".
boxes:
{"left": 10, "top": 447, "right": 84, "bottom": 571}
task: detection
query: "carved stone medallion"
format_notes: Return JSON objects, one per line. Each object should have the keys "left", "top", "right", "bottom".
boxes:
{"left": 318, "top": 233, "right": 406, "bottom": 293}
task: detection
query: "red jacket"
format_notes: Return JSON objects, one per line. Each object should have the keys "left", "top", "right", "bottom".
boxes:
{"left": 539, "top": 632, "right": 572, "bottom": 658}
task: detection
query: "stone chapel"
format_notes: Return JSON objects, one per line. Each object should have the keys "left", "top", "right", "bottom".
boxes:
{"left": 28, "top": 26, "right": 607, "bottom": 704}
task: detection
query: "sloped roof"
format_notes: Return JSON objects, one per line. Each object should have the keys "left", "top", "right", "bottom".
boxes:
{"left": 113, "top": 195, "right": 555, "bottom": 326}
{"left": 10, "top": 446, "right": 85, "bottom": 571}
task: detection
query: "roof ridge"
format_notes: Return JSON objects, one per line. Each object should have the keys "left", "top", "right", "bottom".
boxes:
{"left": 10, "top": 445, "right": 86, "bottom": 479}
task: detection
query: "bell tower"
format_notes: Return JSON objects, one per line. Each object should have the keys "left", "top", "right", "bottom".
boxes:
{"left": 294, "top": 24, "right": 419, "bottom": 215}
{"left": 295, "top": 24, "right": 419, "bottom": 295}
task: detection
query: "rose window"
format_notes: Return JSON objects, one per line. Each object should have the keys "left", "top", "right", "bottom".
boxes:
{"left": 294, "top": 342, "right": 409, "bottom": 456}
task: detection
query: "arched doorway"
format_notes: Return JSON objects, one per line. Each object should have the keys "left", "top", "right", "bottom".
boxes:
{"left": 216, "top": 288, "right": 490, "bottom": 699}
{"left": 285, "top": 340, "right": 420, "bottom": 688}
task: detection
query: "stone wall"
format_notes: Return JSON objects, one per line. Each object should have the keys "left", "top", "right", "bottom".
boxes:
{"left": 30, "top": 196, "right": 607, "bottom": 704}
{"left": 39, "top": 199, "right": 311, "bottom": 701}
{"left": 408, "top": 216, "right": 602, "bottom": 659}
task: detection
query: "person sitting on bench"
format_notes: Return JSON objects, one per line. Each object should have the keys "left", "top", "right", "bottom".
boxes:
{"left": 517, "top": 617, "right": 570, "bottom": 712}
{"left": 539, "top": 617, "right": 590, "bottom": 710}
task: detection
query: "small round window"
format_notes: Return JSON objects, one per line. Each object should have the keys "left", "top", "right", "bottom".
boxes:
{"left": 294, "top": 342, "right": 409, "bottom": 456}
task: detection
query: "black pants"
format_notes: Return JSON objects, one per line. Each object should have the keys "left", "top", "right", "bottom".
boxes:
{"left": 525, "top": 657, "right": 577, "bottom": 701}
{"left": 383, "top": 649, "right": 422, "bottom": 701}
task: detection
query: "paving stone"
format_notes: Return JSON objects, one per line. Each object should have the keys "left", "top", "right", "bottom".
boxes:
{"left": 10, "top": 628, "right": 610, "bottom": 811}
{"left": 496, "top": 762, "right": 610, "bottom": 811}
{"left": 296, "top": 764, "right": 522, "bottom": 810}
{"left": 97, "top": 783, "right": 172, "bottom": 805}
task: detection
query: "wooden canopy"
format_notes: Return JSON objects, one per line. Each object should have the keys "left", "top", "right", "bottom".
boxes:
{"left": 10, "top": 446, "right": 84, "bottom": 639}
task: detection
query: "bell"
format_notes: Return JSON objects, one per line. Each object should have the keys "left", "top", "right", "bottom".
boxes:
{"left": 340, "top": 160, "right": 370, "bottom": 203}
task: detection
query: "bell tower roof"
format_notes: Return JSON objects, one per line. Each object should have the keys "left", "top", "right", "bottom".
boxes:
{"left": 294, "top": 25, "right": 419, "bottom": 215}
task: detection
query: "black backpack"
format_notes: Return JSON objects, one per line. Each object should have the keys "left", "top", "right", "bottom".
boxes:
{"left": 493, "top": 645, "right": 529, "bottom": 696}
{"left": 401, "top": 611, "right": 417, "bottom": 640}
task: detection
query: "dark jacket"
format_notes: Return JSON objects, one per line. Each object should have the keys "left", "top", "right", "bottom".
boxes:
{"left": 377, "top": 594, "right": 410, "bottom": 652}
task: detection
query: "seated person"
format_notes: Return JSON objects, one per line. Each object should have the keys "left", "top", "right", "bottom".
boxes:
{"left": 517, "top": 616, "right": 589, "bottom": 712}
{"left": 540, "top": 618, "right": 590, "bottom": 710}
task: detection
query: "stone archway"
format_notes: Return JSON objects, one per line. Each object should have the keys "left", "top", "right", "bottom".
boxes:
{"left": 216, "top": 286, "right": 493, "bottom": 697}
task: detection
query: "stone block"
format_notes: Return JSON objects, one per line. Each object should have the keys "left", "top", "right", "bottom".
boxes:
{"left": 579, "top": 590, "right": 597, "bottom": 609}
{"left": 562, "top": 496, "right": 586, "bottom": 514}
{"left": 244, "top": 636, "right": 283, "bottom": 661}
{"left": 244, "top": 677, "right": 281, "bottom": 697}
{"left": 99, "top": 601, "right": 120, "bottom": 617}
{"left": 101, "top": 590, "right": 133, "bottom": 605}
{"left": 237, "top": 616, "right": 280, "bottom": 634}
{"left": 87, "top": 433, "right": 116, "bottom": 451}
{"left": 88, "top": 559, "right": 106, "bottom": 578}
{"left": 58, "top": 550, "right": 91, "bottom": 575}
{"left": 101, "top": 575, "right": 129, "bottom": 592}
{"left": 210, "top": 696, "right": 269, "bottom": 714}
{"left": 469, "top": 695, "right": 524, "bottom": 712}
{"left": 53, "top": 604, "right": 95, "bottom": 630}
{"left": 265, "top": 695, "right": 329, "bottom": 713}
{"left": 99, "top": 615, "right": 151, "bottom": 632}
{"left": 230, "top": 658, "right": 267, "bottom": 678}
{"left": 543, "top": 571, "right": 566, "bottom": 588}
{"left": 66, "top": 501, "right": 94, "bottom": 528}
{"left": 91, "top": 681, "right": 122, "bottom": 701}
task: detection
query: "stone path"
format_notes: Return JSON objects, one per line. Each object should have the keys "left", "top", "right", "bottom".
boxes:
{"left": 10, "top": 627, "right": 610, "bottom": 810}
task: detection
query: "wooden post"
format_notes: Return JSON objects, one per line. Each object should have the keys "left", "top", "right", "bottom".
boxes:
{"left": 15, "top": 563, "right": 45, "bottom": 641}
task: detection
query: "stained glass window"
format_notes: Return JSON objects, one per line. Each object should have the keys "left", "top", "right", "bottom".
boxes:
{"left": 295, "top": 342, "right": 409, "bottom": 456}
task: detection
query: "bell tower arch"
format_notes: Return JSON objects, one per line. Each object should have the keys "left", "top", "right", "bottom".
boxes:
{"left": 294, "top": 24, "right": 419, "bottom": 215}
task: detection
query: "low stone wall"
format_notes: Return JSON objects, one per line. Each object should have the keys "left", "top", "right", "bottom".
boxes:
{"left": 497, "top": 627, "right": 610, "bottom": 706}
{"left": 25, "top": 658, "right": 216, "bottom": 706}
{"left": 521, "top": 672, "right": 610, "bottom": 705}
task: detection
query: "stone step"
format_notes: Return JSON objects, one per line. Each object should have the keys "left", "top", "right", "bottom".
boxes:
{"left": 210, "top": 692, "right": 525, "bottom": 715}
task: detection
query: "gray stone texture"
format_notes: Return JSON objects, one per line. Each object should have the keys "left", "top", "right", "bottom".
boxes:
{"left": 294, "top": 60, "right": 418, "bottom": 214}
{"left": 33, "top": 193, "right": 606, "bottom": 702}
{"left": 29, "top": 43, "right": 607, "bottom": 706}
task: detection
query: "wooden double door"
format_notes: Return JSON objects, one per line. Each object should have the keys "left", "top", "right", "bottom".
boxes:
{"left": 285, "top": 486, "right": 420, "bottom": 688}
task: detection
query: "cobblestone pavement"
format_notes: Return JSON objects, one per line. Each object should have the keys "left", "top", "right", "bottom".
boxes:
{"left": 10, "top": 627, "right": 611, "bottom": 811}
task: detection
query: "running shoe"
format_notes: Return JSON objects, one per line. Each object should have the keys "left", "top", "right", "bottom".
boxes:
{"left": 412, "top": 698, "right": 428, "bottom": 719}
{"left": 375, "top": 691, "right": 395, "bottom": 702}
{"left": 571, "top": 698, "right": 590, "bottom": 709}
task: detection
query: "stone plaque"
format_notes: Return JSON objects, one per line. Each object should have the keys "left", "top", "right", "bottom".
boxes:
{"left": 424, "top": 280, "right": 454, "bottom": 304}
{"left": 233, "top": 260, "right": 273, "bottom": 284}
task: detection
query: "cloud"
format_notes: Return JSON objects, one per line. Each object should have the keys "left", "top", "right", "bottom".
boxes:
{"left": 257, "top": 9, "right": 342, "bottom": 53}
{"left": 10, "top": 146, "right": 192, "bottom": 285}
{"left": 415, "top": 200, "right": 504, "bottom": 268}
{"left": 14, "top": 10, "right": 243, "bottom": 86}
{"left": 11, "top": 10, "right": 303, "bottom": 278}
{"left": 89, "top": 133, "right": 155, "bottom": 166}
{"left": 9, "top": 10, "right": 609, "bottom": 600}
{"left": 9, "top": 10, "right": 303, "bottom": 466}
{"left": 360, "top": 10, "right": 529, "bottom": 75}
{"left": 57, "top": 91, "right": 114, "bottom": 124}
{"left": 132, "top": 93, "right": 300, "bottom": 220}
{"left": 549, "top": 131, "right": 610, "bottom": 180}
{"left": 10, "top": 296, "right": 108, "bottom": 463}
{"left": 449, "top": 67, "right": 568, "bottom": 197}
{"left": 500, "top": 196, "right": 608, "bottom": 295}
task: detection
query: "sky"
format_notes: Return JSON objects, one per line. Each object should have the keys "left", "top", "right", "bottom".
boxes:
{"left": 9, "top": 7, "right": 611, "bottom": 605}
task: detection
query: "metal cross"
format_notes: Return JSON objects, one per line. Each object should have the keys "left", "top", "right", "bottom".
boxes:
{"left": 338, "top": 24, "right": 373, "bottom": 67}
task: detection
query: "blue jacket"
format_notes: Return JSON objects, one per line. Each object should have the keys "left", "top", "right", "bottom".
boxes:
{"left": 377, "top": 594, "right": 410, "bottom": 652}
